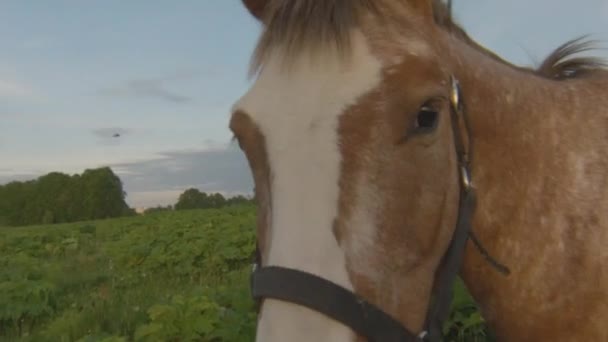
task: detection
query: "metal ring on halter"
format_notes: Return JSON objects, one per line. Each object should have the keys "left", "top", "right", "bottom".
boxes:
{"left": 460, "top": 165, "right": 472, "bottom": 191}
{"left": 450, "top": 76, "right": 461, "bottom": 112}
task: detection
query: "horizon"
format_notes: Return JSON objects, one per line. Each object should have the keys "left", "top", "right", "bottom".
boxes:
{"left": 2, "top": 0, "right": 608, "bottom": 208}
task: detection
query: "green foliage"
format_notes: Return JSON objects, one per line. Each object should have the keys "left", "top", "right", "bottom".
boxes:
{"left": 134, "top": 294, "right": 221, "bottom": 341}
{"left": 0, "top": 167, "right": 132, "bottom": 227}
{"left": 0, "top": 205, "right": 491, "bottom": 341}
{"left": 174, "top": 188, "right": 253, "bottom": 211}
{"left": 175, "top": 188, "right": 221, "bottom": 210}
{"left": 142, "top": 205, "right": 172, "bottom": 215}
{"left": 0, "top": 206, "right": 257, "bottom": 341}
{"left": 443, "top": 278, "right": 494, "bottom": 341}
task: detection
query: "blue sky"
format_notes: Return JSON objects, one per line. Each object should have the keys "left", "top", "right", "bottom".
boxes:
{"left": 1, "top": 0, "right": 607, "bottom": 208}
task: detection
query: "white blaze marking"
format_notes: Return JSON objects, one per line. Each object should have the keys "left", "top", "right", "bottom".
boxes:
{"left": 232, "top": 30, "right": 383, "bottom": 341}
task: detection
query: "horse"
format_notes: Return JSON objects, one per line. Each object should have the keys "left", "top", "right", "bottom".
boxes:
{"left": 229, "top": 0, "right": 608, "bottom": 341}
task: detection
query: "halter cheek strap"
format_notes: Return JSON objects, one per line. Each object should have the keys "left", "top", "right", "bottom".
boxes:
{"left": 249, "top": 75, "right": 510, "bottom": 342}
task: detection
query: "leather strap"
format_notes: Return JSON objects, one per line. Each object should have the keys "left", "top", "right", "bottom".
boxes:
{"left": 423, "top": 187, "right": 476, "bottom": 341}
{"left": 251, "top": 266, "right": 424, "bottom": 342}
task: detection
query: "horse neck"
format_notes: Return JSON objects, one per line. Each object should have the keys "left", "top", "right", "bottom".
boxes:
{"left": 446, "top": 35, "right": 608, "bottom": 340}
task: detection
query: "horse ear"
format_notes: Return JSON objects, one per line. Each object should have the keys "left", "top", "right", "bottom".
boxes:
{"left": 242, "top": 0, "right": 269, "bottom": 21}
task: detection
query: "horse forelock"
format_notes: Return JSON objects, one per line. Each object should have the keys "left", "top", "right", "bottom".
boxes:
{"left": 246, "top": 0, "right": 489, "bottom": 77}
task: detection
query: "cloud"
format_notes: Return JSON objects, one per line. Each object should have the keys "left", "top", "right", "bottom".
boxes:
{"left": 0, "top": 142, "right": 253, "bottom": 207}
{"left": 20, "top": 36, "right": 55, "bottom": 50}
{"left": 0, "top": 79, "right": 32, "bottom": 98}
{"left": 113, "top": 143, "right": 253, "bottom": 207}
{"left": 99, "top": 71, "right": 199, "bottom": 104}
{"left": 126, "top": 189, "right": 188, "bottom": 208}
{"left": 0, "top": 172, "right": 40, "bottom": 185}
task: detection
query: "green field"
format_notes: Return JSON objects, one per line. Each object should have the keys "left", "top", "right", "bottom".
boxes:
{"left": 1, "top": 205, "right": 491, "bottom": 341}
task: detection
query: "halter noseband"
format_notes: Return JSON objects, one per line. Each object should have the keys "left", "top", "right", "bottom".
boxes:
{"left": 249, "top": 75, "right": 510, "bottom": 342}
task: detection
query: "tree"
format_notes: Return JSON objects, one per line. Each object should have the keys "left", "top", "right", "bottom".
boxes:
{"left": 174, "top": 189, "right": 252, "bottom": 210}
{"left": 31, "top": 172, "right": 73, "bottom": 223}
{"left": 225, "top": 195, "right": 253, "bottom": 206}
{"left": 0, "top": 167, "right": 132, "bottom": 226}
{"left": 143, "top": 205, "right": 173, "bottom": 214}
{"left": 175, "top": 188, "right": 206, "bottom": 210}
{"left": 80, "top": 167, "right": 131, "bottom": 219}
{"left": 208, "top": 193, "right": 226, "bottom": 208}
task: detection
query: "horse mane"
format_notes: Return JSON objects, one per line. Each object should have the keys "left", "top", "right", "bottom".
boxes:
{"left": 249, "top": 0, "right": 607, "bottom": 81}
{"left": 432, "top": 2, "right": 608, "bottom": 80}
{"left": 536, "top": 36, "right": 608, "bottom": 80}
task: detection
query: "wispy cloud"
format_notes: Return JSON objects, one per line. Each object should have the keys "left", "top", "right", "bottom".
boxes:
{"left": 0, "top": 142, "right": 251, "bottom": 207}
{"left": 0, "top": 79, "right": 33, "bottom": 98}
{"left": 127, "top": 189, "right": 187, "bottom": 208}
{"left": 0, "top": 171, "right": 41, "bottom": 184}
{"left": 113, "top": 143, "right": 253, "bottom": 207}
{"left": 99, "top": 71, "right": 200, "bottom": 104}
{"left": 20, "top": 35, "right": 55, "bottom": 50}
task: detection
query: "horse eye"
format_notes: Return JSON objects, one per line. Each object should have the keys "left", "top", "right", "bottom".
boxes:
{"left": 414, "top": 106, "right": 439, "bottom": 132}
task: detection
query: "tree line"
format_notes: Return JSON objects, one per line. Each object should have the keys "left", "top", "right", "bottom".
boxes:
{"left": 144, "top": 188, "right": 253, "bottom": 214}
{"left": 0, "top": 167, "right": 254, "bottom": 227}
{"left": 0, "top": 167, "right": 133, "bottom": 227}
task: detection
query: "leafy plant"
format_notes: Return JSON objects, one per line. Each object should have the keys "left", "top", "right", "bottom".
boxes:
{"left": 442, "top": 278, "right": 494, "bottom": 341}
{"left": 0, "top": 205, "right": 492, "bottom": 341}
{"left": 134, "top": 294, "right": 221, "bottom": 341}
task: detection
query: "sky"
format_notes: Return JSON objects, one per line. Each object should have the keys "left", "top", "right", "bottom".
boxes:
{"left": 1, "top": 0, "right": 607, "bottom": 208}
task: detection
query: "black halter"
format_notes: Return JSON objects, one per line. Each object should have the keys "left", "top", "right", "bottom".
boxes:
{"left": 249, "top": 76, "right": 510, "bottom": 341}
